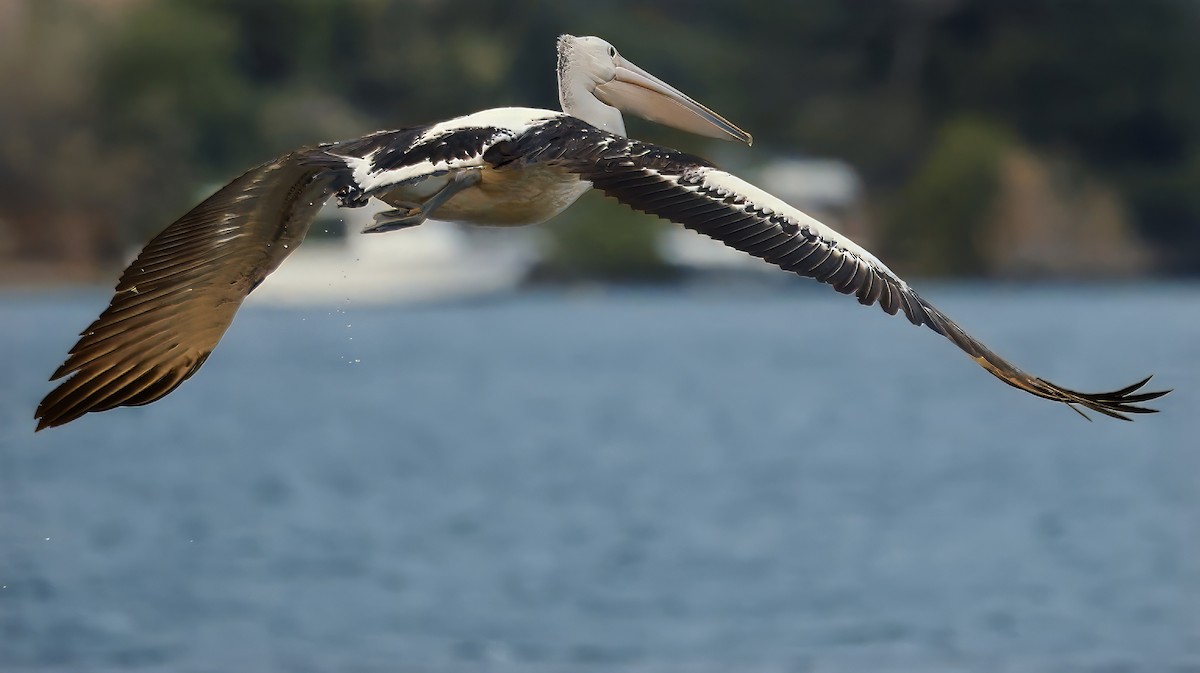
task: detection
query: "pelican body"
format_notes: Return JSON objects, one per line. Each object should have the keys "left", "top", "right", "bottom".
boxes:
{"left": 322, "top": 108, "right": 589, "bottom": 227}
{"left": 35, "top": 35, "right": 1167, "bottom": 430}
{"left": 315, "top": 35, "right": 750, "bottom": 233}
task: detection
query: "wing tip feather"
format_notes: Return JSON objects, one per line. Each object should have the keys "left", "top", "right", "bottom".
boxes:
{"left": 1043, "top": 373, "right": 1169, "bottom": 422}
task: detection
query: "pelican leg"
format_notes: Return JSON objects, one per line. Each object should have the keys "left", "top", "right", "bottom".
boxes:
{"left": 364, "top": 169, "right": 482, "bottom": 234}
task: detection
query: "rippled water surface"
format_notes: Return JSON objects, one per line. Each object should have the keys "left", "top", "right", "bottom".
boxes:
{"left": 2, "top": 285, "right": 1198, "bottom": 672}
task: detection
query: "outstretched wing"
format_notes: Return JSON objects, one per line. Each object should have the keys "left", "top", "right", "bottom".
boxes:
{"left": 36, "top": 152, "right": 335, "bottom": 430}
{"left": 488, "top": 119, "right": 1168, "bottom": 420}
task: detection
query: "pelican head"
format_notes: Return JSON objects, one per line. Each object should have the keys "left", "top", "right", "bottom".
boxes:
{"left": 557, "top": 34, "right": 752, "bottom": 145}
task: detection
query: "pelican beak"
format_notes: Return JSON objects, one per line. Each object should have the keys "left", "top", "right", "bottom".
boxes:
{"left": 594, "top": 56, "right": 753, "bottom": 145}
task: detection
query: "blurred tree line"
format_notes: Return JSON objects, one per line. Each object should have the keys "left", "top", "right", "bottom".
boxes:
{"left": 2, "top": 0, "right": 1199, "bottom": 280}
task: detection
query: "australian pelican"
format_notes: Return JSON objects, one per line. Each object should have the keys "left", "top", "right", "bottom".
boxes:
{"left": 35, "top": 35, "right": 1167, "bottom": 430}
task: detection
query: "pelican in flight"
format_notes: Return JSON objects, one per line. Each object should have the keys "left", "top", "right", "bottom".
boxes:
{"left": 35, "top": 35, "right": 1167, "bottom": 430}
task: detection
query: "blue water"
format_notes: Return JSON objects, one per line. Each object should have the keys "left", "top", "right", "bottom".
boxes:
{"left": 1, "top": 285, "right": 1198, "bottom": 672}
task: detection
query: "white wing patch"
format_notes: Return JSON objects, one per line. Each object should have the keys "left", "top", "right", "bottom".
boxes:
{"left": 350, "top": 154, "right": 462, "bottom": 193}
{"left": 328, "top": 144, "right": 476, "bottom": 195}
{"left": 335, "top": 149, "right": 379, "bottom": 190}
{"left": 689, "top": 166, "right": 901, "bottom": 282}
{"left": 330, "top": 108, "right": 568, "bottom": 196}
{"left": 417, "top": 107, "right": 564, "bottom": 141}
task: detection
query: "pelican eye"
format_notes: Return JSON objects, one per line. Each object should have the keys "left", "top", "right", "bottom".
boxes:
{"left": 608, "top": 46, "right": 617, "bottom": 58}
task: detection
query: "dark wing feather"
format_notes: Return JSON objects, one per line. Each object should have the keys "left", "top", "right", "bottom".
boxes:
{"left": 310, "top": 124, "right": 514, "bottom": 205}
{"left": 36, "top": 151, "right": 334, "bottom": 430}
{"left": 488, "top": 119, "right": 1168, "bottom": 420}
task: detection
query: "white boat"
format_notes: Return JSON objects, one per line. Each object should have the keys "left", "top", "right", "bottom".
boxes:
{"left": 250, "top": 201, "right": 537, "bottom": 306}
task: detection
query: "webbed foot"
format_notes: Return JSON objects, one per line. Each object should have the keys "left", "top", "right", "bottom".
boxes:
{"left": 363, "top": 207, "right": 426, "bottom": 234}
{"left": 361, "top": 169, "right": 483, "bottom": 234}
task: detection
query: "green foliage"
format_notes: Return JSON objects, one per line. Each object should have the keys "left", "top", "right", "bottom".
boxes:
{"left": 530, "top": 193, "right": 677, "bottom": 284}
{"left": 1120, "top": 149, "right": 1200, "bottom": 270}
{"left": 99, "top": 3, "right": 256, "bottom": 170}
{"left": 5, "top": 0, "right": 1200, "bottom": 273}
{"left": 889, "top": 117, "right": 1014, "bottom": 276}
